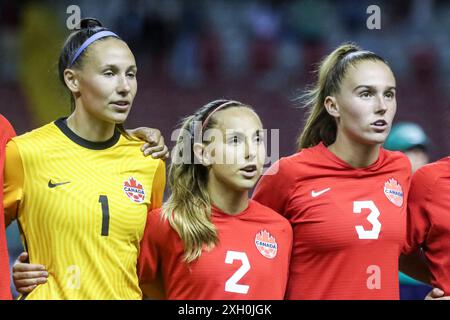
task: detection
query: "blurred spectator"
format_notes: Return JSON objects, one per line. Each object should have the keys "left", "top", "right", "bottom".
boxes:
{"left": 142, "top": 0, "right": 182, "bottom": 75}
{"left": 384, "top": 122, "right": 430, "bottom": 173}
{"left": 0, "top": 0, "right": 20, "bottom": 82}
{"left": 247, "top": 1, "right": 280, "bottom": 75}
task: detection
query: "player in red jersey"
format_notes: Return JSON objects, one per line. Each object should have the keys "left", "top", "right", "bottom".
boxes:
{"left": 402, "top": 157, "right": 450, "bottom": 299}
{"left": 138, "top": 99, "right": 293, "bottom": 300}
{"left": 253, "top": 43, "right": 412, "bottom": 299}
{"left": 0, "top": 114, "right": 16, "bottom": 300}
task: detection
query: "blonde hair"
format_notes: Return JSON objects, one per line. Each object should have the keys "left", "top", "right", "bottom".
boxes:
{"left": 297, "top": 43, "right": 390, "bottom": 150}
{"left": 162, "top": 99, "right": 253, "bottom": 263}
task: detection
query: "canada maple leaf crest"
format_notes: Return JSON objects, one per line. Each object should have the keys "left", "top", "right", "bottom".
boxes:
{"left": 384, "top": 178, "right": 403, "bottom": 207}
{"left": 125, "top": 178, "right": 142, "bottom": 189}
{"left": 255, "top": 230, "right": 278, "bottom": 259}
{"left": 123, "top": 177, "right": 145, "bottom": 203}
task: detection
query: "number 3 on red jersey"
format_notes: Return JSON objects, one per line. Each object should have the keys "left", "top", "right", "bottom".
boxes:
{"left": 224, "top": 251, "right": 250, "bottom": 294}
{"left": 354, "top": 201, "right": 381, "bottom": 239}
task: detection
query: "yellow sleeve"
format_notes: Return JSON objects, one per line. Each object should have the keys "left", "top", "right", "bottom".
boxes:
{"left": 3, "top": 140, "right": 24, "bottom": 226}
{"left": 150, "top": 160, "right": 166, "bottom": 210}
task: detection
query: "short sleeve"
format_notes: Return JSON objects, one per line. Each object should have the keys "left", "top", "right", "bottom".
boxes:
{"left": 150, "top": 160, "right": 166, "bottom": 210}
{"left": 0, "top": 115, "right": 16, "bottom": 140}
{"left": 403, "top": 166, "right": 434, "bottom": 254}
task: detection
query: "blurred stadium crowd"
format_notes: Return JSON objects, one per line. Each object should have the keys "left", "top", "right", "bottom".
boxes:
{"left": 0, "top": 0, "right": 449, "bottom": 299}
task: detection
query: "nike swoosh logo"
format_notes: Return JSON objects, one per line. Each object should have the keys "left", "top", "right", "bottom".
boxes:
{"left": 311, "top": 188, "right": 331, "bottom": 198}
{"left": 48, "top": 180, "right": 71, "bottom": 188}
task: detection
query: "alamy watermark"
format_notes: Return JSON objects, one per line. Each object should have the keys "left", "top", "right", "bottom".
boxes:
{"left": 367, "top": 5, "right": 381, "bottom": 30}
{"left": 66, "top": 5, "right": 81, "bottom": 30}
{"left": 170, "top": 122, "right": 280, "bottom": 175}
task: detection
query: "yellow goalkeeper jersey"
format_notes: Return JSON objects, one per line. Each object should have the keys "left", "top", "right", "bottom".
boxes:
{"left": 3, "top": 118, "right": 165, "bottom": 300}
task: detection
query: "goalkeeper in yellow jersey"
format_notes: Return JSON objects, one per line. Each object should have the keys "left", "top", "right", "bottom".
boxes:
{"left": 4, "top": 18, "right": 167, "bottom": 300}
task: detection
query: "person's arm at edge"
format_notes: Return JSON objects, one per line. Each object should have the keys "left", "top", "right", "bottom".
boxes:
{"left": 4, "top": 140, "right": 23, "bottom": 227}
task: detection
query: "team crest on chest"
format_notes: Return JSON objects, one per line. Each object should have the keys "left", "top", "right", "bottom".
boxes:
{"left": 123, "top": 177, "right": 146, "bottom": 203}
{"left": 255, "top": 230, "right": 278, "bottom": 259}
{"left": 384, "top": 178, "right": 404, "bottom": 207}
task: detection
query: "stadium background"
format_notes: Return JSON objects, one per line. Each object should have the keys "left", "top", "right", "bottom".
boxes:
{"left": 1, "top": 0, "right": 449, "bottom": 299}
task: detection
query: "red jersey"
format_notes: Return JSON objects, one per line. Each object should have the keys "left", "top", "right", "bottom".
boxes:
{"left": 253, "top": 142, "right": 411, "bottom": 300}
{"left": 138, "top": 200, "right": 292, "bottom": 299}
{"left": 403, "top": 157, "right": 450, "bottom": 294}
{"left": 0, "top": 115, "right": 16, "bottom": 300}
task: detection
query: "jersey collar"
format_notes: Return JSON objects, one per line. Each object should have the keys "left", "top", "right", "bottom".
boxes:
{"left": 54, "top": 117, "right": 121, "bottom": 150}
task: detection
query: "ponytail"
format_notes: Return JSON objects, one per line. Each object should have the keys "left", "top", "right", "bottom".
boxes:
{"left": 297, "top": 43, "right": 389, "bottom": 150}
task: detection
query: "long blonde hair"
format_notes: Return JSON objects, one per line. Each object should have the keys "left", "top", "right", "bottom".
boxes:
{"left": 162, "top": 99, "right": 253, "bottom": 263}
{"left": 297, "top": 43, "right": 390, "bottom": 150}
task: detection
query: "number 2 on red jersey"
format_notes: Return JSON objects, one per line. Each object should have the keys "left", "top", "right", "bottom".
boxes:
{"left": 224, "top": 251, "right": 250, "bottom": 294}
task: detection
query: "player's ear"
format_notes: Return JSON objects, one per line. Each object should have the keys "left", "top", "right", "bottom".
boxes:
{"left": 63, "top": 69, "right": 80, "bottom": 94}
{"left": 193, "top": 142, "right": 212, "bottom": 166}
{"left": 324, "top": 96, "right": 340, "bottom": 119}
